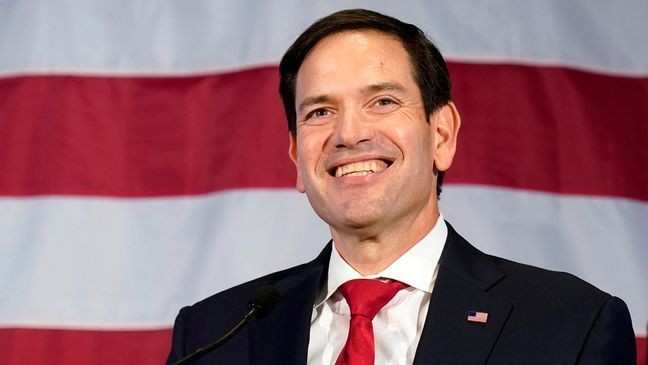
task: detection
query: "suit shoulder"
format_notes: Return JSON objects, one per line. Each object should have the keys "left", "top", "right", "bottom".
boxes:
{"left": 444, "top": 223, "right": 611, "bottom": 304}
{"left": 483, "top": 255, "right": 635, "bottom": 363}
{"left": 170, "top": 259, "right": 318, "bottom": 352}
{"left": 485, "top": 254, "right": 621, "bottom": 329}
{"left": 491, "top": 254, "right": 609, "bottom": 301}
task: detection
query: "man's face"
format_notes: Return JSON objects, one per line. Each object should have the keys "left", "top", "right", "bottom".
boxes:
{"left": 290, "top": 30, "right": 457, "bottom": 237}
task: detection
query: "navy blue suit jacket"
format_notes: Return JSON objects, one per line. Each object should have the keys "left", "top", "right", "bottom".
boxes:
{"left": 166, "top": 223, "right": 636, "bottom": 364}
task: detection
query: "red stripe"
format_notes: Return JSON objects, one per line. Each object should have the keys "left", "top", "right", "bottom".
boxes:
{"left": 0, "top": 328, "right": 171, "bottom": 365}
{"left": 0, "top": 64, "right": 646, "bottom": 200}
{"left": 448, "top": 62, "right": 648, "bottom": 201}
{"left": 638, "top": 336, "right": 647, "bottom": 365}
{"left": 0, "top": 68, "right": 292, "bottom": 197}
{"left": 0, "top": 328, "right": 645, "bottom": 364}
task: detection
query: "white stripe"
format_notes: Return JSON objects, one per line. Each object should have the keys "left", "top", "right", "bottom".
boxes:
{"left": 0, "top": 0, "right": 646, "bottom": 77}
{"left": 1, "top": 188, "right": 646, "bottom": 336}
{"left": 0, "top": 190, "right": 329, "bottom": 329}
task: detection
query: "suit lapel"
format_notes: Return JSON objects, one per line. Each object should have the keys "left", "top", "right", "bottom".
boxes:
{"left": 248, "top": 243, "right": 331, "bottom": 365}
{"left": 414, "top": 223, "right": 513, "bottom": 365}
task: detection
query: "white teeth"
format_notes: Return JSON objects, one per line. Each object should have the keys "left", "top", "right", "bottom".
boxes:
{"left": 334, "top": 159, "right": 388, "bottom": 177}
{"left": 347, "top": 171, "right": 372, "bottom": 177}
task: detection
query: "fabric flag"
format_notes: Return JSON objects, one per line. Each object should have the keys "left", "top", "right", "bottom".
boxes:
{"left": 0, "top": 1, "right": 646, "bottom": 364}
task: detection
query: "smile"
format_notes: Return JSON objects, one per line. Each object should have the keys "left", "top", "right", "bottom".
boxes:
{"left": 332, "top": 159, "right": 391, "bottom": 178}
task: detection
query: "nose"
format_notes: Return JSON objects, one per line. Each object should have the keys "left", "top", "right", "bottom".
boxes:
{"left": 330, "top": 110, "right": 374, "bottom": 149}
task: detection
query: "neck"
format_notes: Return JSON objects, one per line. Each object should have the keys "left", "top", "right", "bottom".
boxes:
{"left": 331, "top": 210, "right": 440, "bottom": 275}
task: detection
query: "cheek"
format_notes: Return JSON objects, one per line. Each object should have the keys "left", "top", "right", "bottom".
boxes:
{"left": 294, "top": 149, "right": 319, "bottom": 191}
{"left": 391, "top": 121, "right": 428, "bottom": 149}
{"left": 397, "top": 125, "right": 436, "bottom": 167}
{"left": 297, "top": 130, "right": 328, "bottom": 169}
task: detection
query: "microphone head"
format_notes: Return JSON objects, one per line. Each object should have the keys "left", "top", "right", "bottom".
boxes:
{"left": 248, "top": 285, "right": 280, "bottom": 317}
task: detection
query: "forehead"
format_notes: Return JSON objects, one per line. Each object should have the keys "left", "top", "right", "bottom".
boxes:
{"left": 295, "top": 30, "right": 416, "bottom": 98}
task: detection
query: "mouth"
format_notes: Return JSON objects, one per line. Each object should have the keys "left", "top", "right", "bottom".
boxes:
{"left": 328, "top": 158, "right": 394, "bottom": 178}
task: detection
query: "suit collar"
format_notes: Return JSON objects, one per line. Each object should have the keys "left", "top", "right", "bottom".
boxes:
{"left": 438, "top": 221, "right": 506, "bottom": 290}
{"left": 414, "top": 222, "right": 512, "bottom": 364}
{"left": 248, "top": 242, "right": 331, "bottom": 365}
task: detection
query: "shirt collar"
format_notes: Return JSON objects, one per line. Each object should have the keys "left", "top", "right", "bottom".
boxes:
{"left": 315, "top": 214, "right": 447, "bottom": 307}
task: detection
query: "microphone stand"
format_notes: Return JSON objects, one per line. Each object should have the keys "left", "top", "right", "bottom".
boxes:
{"left": 171, "top": 305, "right": 258, "bottom": 365}
{"left": 171, "top": 285, "right": 279, "bottom": 365}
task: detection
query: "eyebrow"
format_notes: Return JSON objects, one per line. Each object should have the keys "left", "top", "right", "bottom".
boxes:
{"left": 298, "top": 95, "right": 331, "bottom": 114}
{"left": 362, "top": 82, "right": 407, "bottom": 95}
{"left": 297, "top": 82, "right": 407, "bottom": 114}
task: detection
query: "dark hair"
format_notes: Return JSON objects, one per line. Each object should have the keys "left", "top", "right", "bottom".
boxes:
{"left": 278, "top": 9, "right": 452, "bottom": 198}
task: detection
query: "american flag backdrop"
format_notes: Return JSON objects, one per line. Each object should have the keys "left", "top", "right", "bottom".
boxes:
{"left": 0, "top": 1, "right": 646, "bottom": 364}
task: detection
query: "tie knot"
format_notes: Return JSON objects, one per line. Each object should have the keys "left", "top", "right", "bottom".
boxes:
{"left": 338, "top": 279, "right": 408, "bottom": 320}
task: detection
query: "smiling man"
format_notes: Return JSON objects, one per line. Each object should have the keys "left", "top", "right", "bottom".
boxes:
{"left": 167, "top": 9, "right": 636, "bottom": 364}
{"left": 289, "top": 28, "right": 458, "bottom": 277}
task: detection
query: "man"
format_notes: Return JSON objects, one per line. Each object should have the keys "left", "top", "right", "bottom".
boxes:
{"left": 166, "top": 9, "right": 636, "bottom": 364}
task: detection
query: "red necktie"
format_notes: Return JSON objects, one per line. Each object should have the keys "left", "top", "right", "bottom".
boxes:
{"left": 335, "top": 279, "right": 408, "bottom": 365}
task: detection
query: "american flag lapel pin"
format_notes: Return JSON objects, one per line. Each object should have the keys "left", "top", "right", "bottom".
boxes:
{"left": 467, "top": 310, "right": 488, "bottom": 324}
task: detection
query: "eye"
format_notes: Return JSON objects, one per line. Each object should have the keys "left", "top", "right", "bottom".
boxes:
{"left": 370, "top": 97, "right": 399, "bottom": 113}
{"left": 305, "top": 108, "right": 331, "bottom": 121}
{"left": 375, "top": 98, "right": 395, "bottom": 106}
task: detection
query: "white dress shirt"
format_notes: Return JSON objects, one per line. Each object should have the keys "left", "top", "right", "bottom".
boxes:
{"left": 307, "top": 215, "right": 448, "bottom": 365}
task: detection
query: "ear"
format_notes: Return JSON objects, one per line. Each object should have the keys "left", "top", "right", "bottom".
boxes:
{"left": 288, "top": 132, "right": 306, "bottom": 193}
{"left": 432, "top": 102, "right": 461, "bottom": 172}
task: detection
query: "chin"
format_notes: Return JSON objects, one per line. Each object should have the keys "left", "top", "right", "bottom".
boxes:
{"left": 328, "top": 208, "right": 385, "bottom": 232}
{"left": 309, "top": 195, "right": 387, "bottom": 231}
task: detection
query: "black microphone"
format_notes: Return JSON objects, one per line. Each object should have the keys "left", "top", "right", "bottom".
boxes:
{"left": 172, "top": 285, "right": 280, "bottom": 365}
